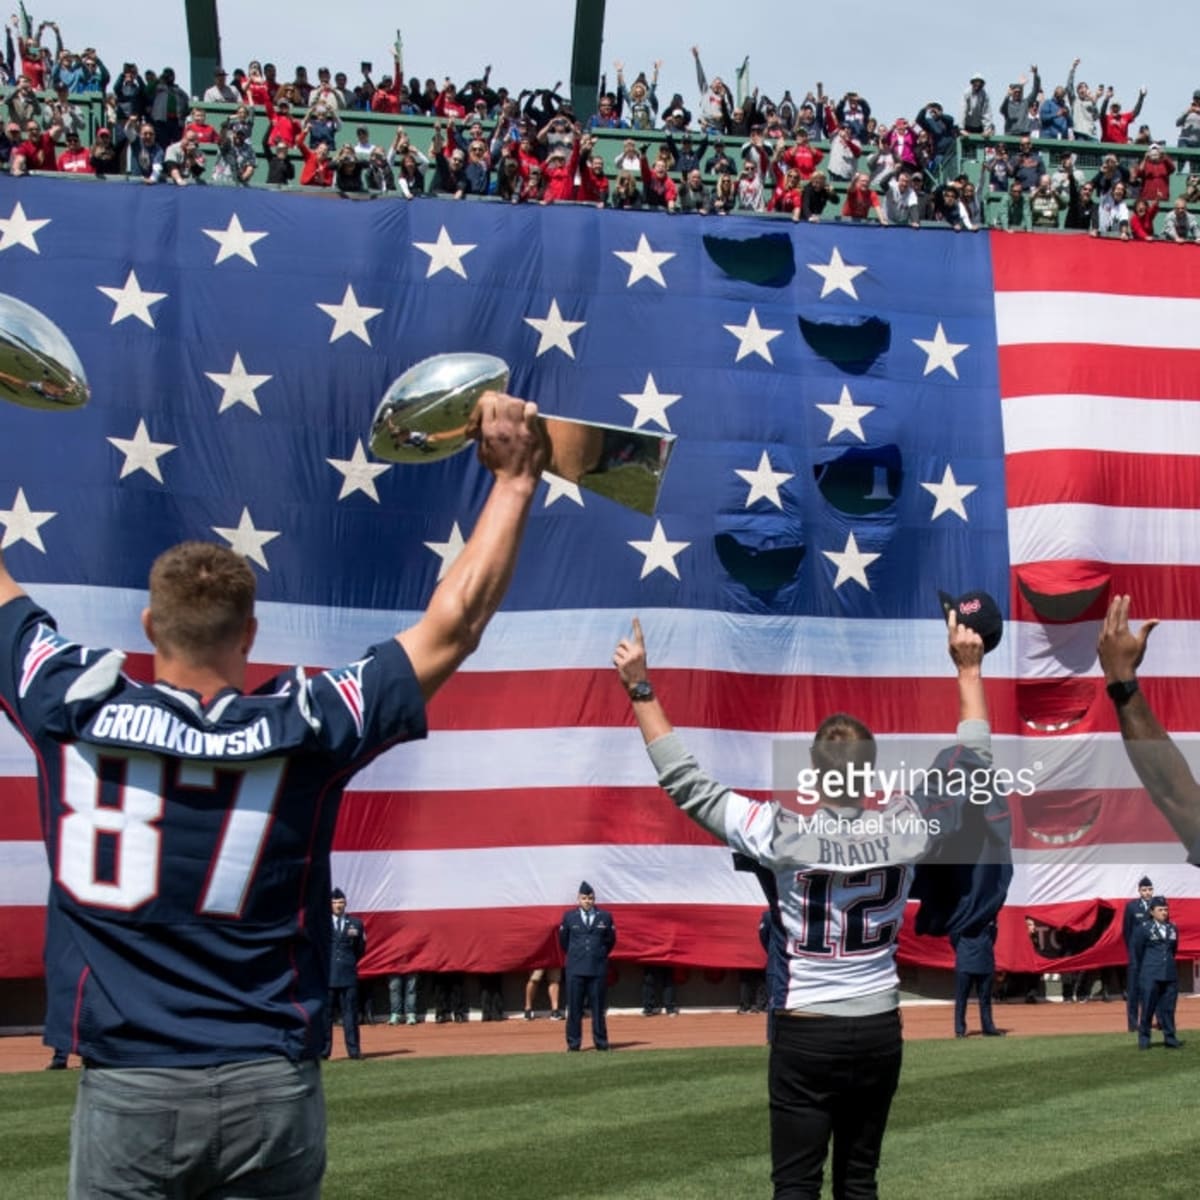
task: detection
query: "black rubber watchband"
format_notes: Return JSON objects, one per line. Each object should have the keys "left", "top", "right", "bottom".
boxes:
{"left": 1106, "top": 678, "right": 1140, "bottom": 706}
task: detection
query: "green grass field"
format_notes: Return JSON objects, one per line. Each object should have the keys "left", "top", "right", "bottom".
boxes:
{"left": 3, "top": 1035, "right": 1198, "bottom": 1199}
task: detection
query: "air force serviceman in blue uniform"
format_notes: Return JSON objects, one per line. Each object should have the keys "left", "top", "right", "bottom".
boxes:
{"left": 559, "top": 881, "right": 617, "bottom": 1051}
{"left": 1131, "top": 896, "right": 1183, "bottom": 1050}
{"left": 1122, "top": 875, "right": 1155, "bottom": 1032}
{"left": 324, "top": 888, "right": 366, "bottom": 1059}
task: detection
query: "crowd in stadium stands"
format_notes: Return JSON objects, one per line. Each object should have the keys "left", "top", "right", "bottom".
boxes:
{"left": 4, "top": 16, "right": 1200, "bottom": 236}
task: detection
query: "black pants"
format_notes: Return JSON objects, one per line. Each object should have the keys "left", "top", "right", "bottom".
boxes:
{"left": 642, "top": 965, "right": 677, "bottom": 1013}
{"left": 433, "top": 973, "right": 467, "bottom": 1021}
{"left": 479, "top": 973, "right": 506, "bottom": 1020}
{"left": 769, "top": 1009, "right": 903, "bottom": 1200}
{"left": 565, "top": 972, "right": 608, "bottom": 1049}
{"left": 954, "top": 971, "right": 996, "bottom": 1035}
{"left": 323, "top": 984, "right": 361, "bottom": 1056}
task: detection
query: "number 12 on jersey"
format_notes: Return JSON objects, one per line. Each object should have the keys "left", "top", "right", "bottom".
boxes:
{"left": 790, "top": 866, "right": 908, "bottom": 957}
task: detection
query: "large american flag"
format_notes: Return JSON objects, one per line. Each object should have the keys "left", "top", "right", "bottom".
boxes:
{"left": 0, "top": 177, "right": 1196, "bottom": 981}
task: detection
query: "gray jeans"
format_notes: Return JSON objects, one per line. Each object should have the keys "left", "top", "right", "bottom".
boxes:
{"left": 69, "top": 1057, "right": 325, "bottom": 1199}
{"left": 387, "top": 973, "right": 419, "bottom": 1016}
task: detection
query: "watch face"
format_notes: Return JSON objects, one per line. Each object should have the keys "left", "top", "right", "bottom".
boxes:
{"left": 630, "top": 681, "right": 653, "bottom": 701}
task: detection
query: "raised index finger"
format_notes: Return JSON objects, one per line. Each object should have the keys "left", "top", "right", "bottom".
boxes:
{"left": 632, "top": 616, "right": 645, "bottom": 647}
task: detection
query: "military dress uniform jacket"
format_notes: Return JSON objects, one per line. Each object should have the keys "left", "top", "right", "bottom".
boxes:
{"left": 1122, "top": 897, "right": 1153, "bottom": 950}
{"left": 558, "top": 908, "right": 616, "bottom": 977}
{"left": 1132, "top": 921, "right": 1179, "bottom": 983}
{"left": 329, "top": 915, "right": 367, "bottom": 988}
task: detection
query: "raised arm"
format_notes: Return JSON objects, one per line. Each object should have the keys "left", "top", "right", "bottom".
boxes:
{"left": 949, "top": 610, "right": 990, "bottom": 758}
{"left": 396, "top": 395, "right": 546, "bottom": 700}
{"left": 1098, "top": 594, "right": 1200, "bottom": 854}
{"left": 0, "top": 546, "right": 27, "bottom": 607}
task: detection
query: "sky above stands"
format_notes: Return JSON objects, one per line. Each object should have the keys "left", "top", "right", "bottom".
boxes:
{"left": 25, "top": 2, "right": 1198, "bottom": 142}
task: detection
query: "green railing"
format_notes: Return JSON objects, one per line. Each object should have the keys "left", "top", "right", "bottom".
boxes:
{"left": 8, "top": 94, "right": 1200, "bottom": 236}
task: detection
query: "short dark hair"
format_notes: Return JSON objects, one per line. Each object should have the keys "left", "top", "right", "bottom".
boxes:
{"left": 148, "top": 542, "right": 256, "bottom": 659}
{"left": 810, "top": 712, "right": 877, "bottom": 781}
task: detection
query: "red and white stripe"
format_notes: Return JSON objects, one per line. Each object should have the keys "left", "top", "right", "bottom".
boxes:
{"left": 993, "top": 231, "right": 1200, "bottom": 965}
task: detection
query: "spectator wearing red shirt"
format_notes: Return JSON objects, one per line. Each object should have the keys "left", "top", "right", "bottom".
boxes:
{"left": 768, "top": 164, "right": 805, "bottom": 221}
{"left": 434, "top": 82, "right": 468, "bottom": 120}
{"left": 1130, "top": 198, "right": 1159, "bottom": 241}
{"left": 15, "top": 19, "right": 59, "bottom": 91}
{"left": 512, "top": 131, "right": 542, "bottom": 179}
{"left": 519, "top": 165, "right": 545, "bottom": 203}
{"left": 11, "top": 118, "right": 59, "bottom": 174}
{"left": 639, "top": 152, "right": 678, "bottom": 212}
{"left": 56, "top": 130, "right": 93, "bottom": 173}
{"left": 841, "top": 171, "right": 881, "bottom": 221}
{"left": 242, "top": 62, "right": 271, "bottom": 108}
{"left": 370, "top": 77, "right": 402, "bottom": 114}
{"left": 541, "top": 132, "right": 581, "bottom": 204}
{"left": 262, "top": 94, "right": 301, "bottom": 150}
{"left": 184, "top": 107, "right": 220, "bottom": 145}
{"left": 1099, "top": 87, "right": 1145, "bottom": 144}
{"left": 1134, "top": 144, "right": 1175, "bottom": 203}
{"left": 297, "top": 129, "right": 333, "bottom": 187}
{"left": 781, "top": 129, "right": 824, "bottom": 181}
{"left": 576, "top": 135, "right": 609, "bottom": 207}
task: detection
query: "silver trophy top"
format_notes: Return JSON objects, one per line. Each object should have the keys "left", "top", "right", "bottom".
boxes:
{"left": 370, "top": 353, "right": 509, "bottom": 464}
{"left": 0, "top": 293, "right": 90, "bottom": 411}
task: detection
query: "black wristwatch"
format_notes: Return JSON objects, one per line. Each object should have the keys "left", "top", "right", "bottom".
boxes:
{"left": 1106, "top": 677, "right": 1140, "bottom": 706}
{"left": 628, "top": 680, "right": 655, "bottom": 702}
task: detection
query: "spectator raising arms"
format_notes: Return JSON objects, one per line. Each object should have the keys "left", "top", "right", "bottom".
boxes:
{"left": 297, "top": 127, "right": 333, "bottom": 187}
{"left": 1099, "top": 87, "right": 1147, "bottom": 144}
{"left": 577, "top": 138, "right": 610, "bottom": 207}
{"left": 691, "top": 45, "right": 730, "bottom": 135}
{"left": 616, "top": 60, "right": 659, "bottom": 130}
{"left": 541, "top": 130, "right": 580, "bottom": 204}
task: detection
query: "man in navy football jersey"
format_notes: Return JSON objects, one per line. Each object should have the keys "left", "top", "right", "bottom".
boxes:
{"left": 614, "top": 613, "right": 996, "bottom": 1200}
{"left": 0, "top": 393, "right": 545, "bottom": 1199}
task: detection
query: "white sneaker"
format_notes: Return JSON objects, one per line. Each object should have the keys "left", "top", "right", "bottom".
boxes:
{"left": 405, "top": 1014, "right": 418, "bottom": 1026}
{"left": 388, "top": 1014, "right": 401, "bottom": 1026}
